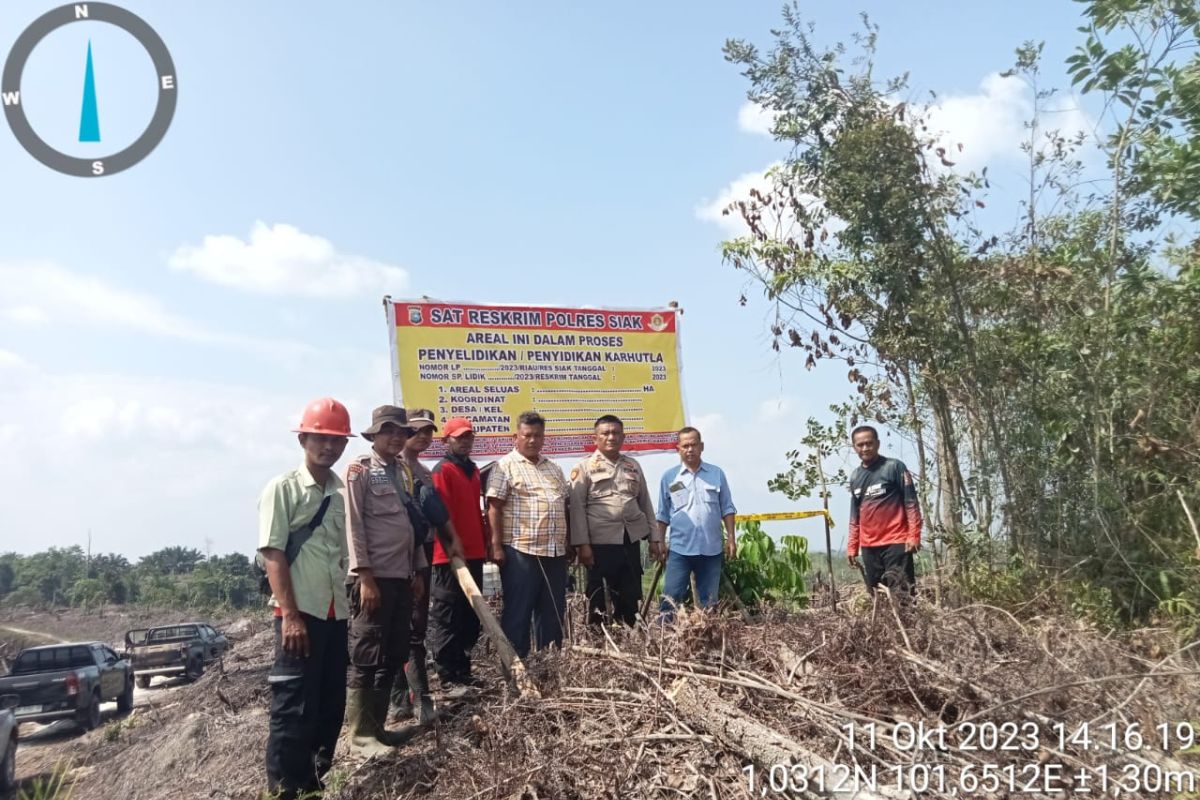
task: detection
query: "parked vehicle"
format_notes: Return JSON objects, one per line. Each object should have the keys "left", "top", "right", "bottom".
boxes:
{"left": 0, "top": 694, "right": 17, "bottom": 792}
{"left": 0, "top": 642, "right": 133, "bottom": 731}
{"left": 124, "top": 623, "right": 227, "bottom": 689}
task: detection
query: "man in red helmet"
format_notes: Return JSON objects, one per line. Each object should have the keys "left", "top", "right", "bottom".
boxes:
{"left": 257, "top": 398, "right": 354, "bottom": 800}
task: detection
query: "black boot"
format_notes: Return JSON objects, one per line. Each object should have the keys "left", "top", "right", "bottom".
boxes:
{"left": 389, "top": 670, "right": 413, "bottom": 724}
{"left": 370, "top": 684, "right": 406, "bottom": 746}
{"left": 405, "top": 658, "right": 436, "bottom": 726}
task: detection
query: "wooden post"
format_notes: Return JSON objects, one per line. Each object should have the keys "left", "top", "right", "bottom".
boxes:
{"left": 816, "top": 444, "right": 838, "bottom": 610}
{"left": 450, "top": 556, "right": 540, "bottom": 699}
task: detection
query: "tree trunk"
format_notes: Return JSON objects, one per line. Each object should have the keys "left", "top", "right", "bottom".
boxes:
{"left": 670, "top": 678, "right": 911, "bottom": 799}
{"left": 928, "top": 382, "right": 965, "bottom": 574}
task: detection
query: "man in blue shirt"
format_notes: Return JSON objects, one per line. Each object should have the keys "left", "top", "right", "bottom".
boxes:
{"left": 656, "top": 427, "right": 737, "bottom": 613}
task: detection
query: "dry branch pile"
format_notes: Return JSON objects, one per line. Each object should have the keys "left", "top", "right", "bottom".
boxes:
{"left": 43, "top": 596, "right": 1200, "bottom": 799}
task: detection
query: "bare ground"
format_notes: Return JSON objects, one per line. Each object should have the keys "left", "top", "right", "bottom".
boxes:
{"left": 4, "top": 593, "right": 1198, "bottom": 799}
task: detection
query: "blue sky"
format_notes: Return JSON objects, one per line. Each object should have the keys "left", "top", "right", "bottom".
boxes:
{"left": 0, "top": 1, "right": 1096, "bottom": 559}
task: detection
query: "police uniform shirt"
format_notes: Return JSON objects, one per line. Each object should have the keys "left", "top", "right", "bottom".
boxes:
{"left": 568, "top": 450, "right": 661, "bottom": 546}
{"left": 344, "top": 450, "right": 428, "bottom": 579}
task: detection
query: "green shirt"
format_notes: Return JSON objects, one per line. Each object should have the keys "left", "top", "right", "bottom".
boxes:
{"left": 257, "top": 463, "right": 350, "bottom": 620}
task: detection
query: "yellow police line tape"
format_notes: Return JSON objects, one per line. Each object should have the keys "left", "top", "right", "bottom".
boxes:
{"left": 735, "top": 510, "right": 834, "bottom": 525}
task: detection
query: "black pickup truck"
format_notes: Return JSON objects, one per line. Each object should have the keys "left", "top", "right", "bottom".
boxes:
{"left": 0, "top": 642, "right": 133, "bottom": 731}
{"left": 124, "top": 622, "right": 227, "bottom": 688}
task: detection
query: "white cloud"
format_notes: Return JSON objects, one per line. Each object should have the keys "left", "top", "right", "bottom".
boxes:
{"left": 923, "top": 73, "right": 1092, "bottom": 173}
{"left": 0, "top": 261, "right": 319, "bottom": 362}
{"left": 0, "top": 261, "right": 210, "bottom": 340}
{"left": 0, "top": 348, "right": 28, "bottom": 369}
{"left": 696, "top": 162, "right": 838, "bottom": 242}
{"left": 695, "top": 163, "right": 783, "bottom": 237}
{"left": 702, "top": 73, "right": 1095, "bottom": 238}
{"left": 169, "top": 222, "right": 409, "bottom": 298}
{"left": 737, "top": 101, "right": 777, "bottom": 137}
{"left": 3, "top": 305, "right": 49, "bottom": 324}
{"left": 0, "top": 362, "right": 390, "bottom": 557}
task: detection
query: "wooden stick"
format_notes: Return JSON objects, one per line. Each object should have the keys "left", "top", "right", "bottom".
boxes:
{"left": 719, "top": 570, "right": 754, "bottom": 621}
{"left": 639, "top": 559, "right": 665, "bottom": 620}
{"left": 451, "top": 556, "right": 540, "bottom": 699}
{"left": 576, "top": 645, "right": 898, "bottom": 730}
{"left": 1178, "top": 489, "right": 1200, "bottom": 559}
{"left": 584, "top": 732, "right": 715, "bottom": 745}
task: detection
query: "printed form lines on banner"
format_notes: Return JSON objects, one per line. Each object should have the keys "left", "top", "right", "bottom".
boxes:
{"left": 533, "top": 388, "right": 646, "bottom": 394}
{"left": 546, "top": 417, "right": 648, "bottom": 425}
{"left": 535, "top": 401, "right": 645, "bottom": 408}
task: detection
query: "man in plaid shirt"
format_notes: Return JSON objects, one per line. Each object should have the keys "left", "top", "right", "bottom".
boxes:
{"left": 486, "top": 410, "right": 571, "bottom": 657}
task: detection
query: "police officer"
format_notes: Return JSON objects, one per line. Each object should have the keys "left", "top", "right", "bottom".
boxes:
{"left": 343, "top": 405, "right": 425, "bottom": 755}
{"left": 568, "top": 414, "right": 663, "bottom": 625}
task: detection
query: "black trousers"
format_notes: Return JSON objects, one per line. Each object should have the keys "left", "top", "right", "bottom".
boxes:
{"left": 428, "top": 559, "right": 484, "bottom": 681}
{"left": 861, "top": 543, "right": 916, "bottom": 593}
{"left": 585, "top": 536, "right": 643, "bottom": 626}
{"left": 347, "top": 576, "right": 412, "bottom": 691}
{"left": 409, "top": 542, "right": 435, "bottom": 661}
{"left": 265, "top": 614, "right": 347, "bottom": 798}
{"left": 499, "top": 547, "right": 568, "bottom": 658}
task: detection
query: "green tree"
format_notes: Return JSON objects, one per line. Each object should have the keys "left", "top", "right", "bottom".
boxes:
{"left": 0, "top": 554, "right": 15, "bottom": 596}
{"left": 16, "top": 547, "right": 86, "bottom": 606}
{"left": 723, "top": 4, "right": 1200, "bottom": 625}
{"left": 88, "top": 553, "right": 132, "bottom": 604}
{"left": 70, "top": 578, "right": 108, "bottom": 610}
{"left": 137, "top": 546, "right": 205, "bottom": 576}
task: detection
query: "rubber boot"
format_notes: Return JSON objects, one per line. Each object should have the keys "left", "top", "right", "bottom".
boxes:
{"left": 370, "top": 683, "right": 406, "bottom": 744}
{"left": 388, "top": 670, "right": 413, "bottom": 724}
{"left": 345, "top": 687, "right": 392, "bottom": 757}
{"left": 405, "top": 659, "right": 436, "bottom": 726}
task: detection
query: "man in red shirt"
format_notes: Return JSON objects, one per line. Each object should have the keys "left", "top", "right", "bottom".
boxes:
{"left": 846, "top": 425, "right": 922, "bottom": 594}
{"left": 427, "top": 418, "right": 489, "bottom": 686}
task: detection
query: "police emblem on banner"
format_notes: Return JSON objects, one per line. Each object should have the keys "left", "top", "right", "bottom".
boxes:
{"left": 649, "top": 313, "right": 667, "bottom": 332}
{"left": 407, "top": 306, "right": 424, "bottom": 325}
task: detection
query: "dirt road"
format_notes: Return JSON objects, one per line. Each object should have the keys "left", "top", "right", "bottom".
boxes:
{"left": 4, "top": 620, "right": 195, "bottom": 791}
{"left": 0, "top": 624, "right": 62, "bottom": 643}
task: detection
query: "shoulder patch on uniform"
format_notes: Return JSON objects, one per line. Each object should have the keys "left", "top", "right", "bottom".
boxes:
{"left": 569, "top": 467, "right": 580, "bottom": 481}
{"left": 348, "top": 463, "right": 364, "bottom": 480}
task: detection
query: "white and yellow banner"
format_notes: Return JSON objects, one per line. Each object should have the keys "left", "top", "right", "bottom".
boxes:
{"left": 385, "top": 299, "right": 686, "bottom": 458}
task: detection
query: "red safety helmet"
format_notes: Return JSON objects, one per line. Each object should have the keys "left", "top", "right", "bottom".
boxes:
{"left": 293, "top": 397, "right": 355, "bottom": 437}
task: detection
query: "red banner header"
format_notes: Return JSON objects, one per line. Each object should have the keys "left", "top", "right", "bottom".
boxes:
{"left": 395, "top": 302, "right": 677, "bottom": 334}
